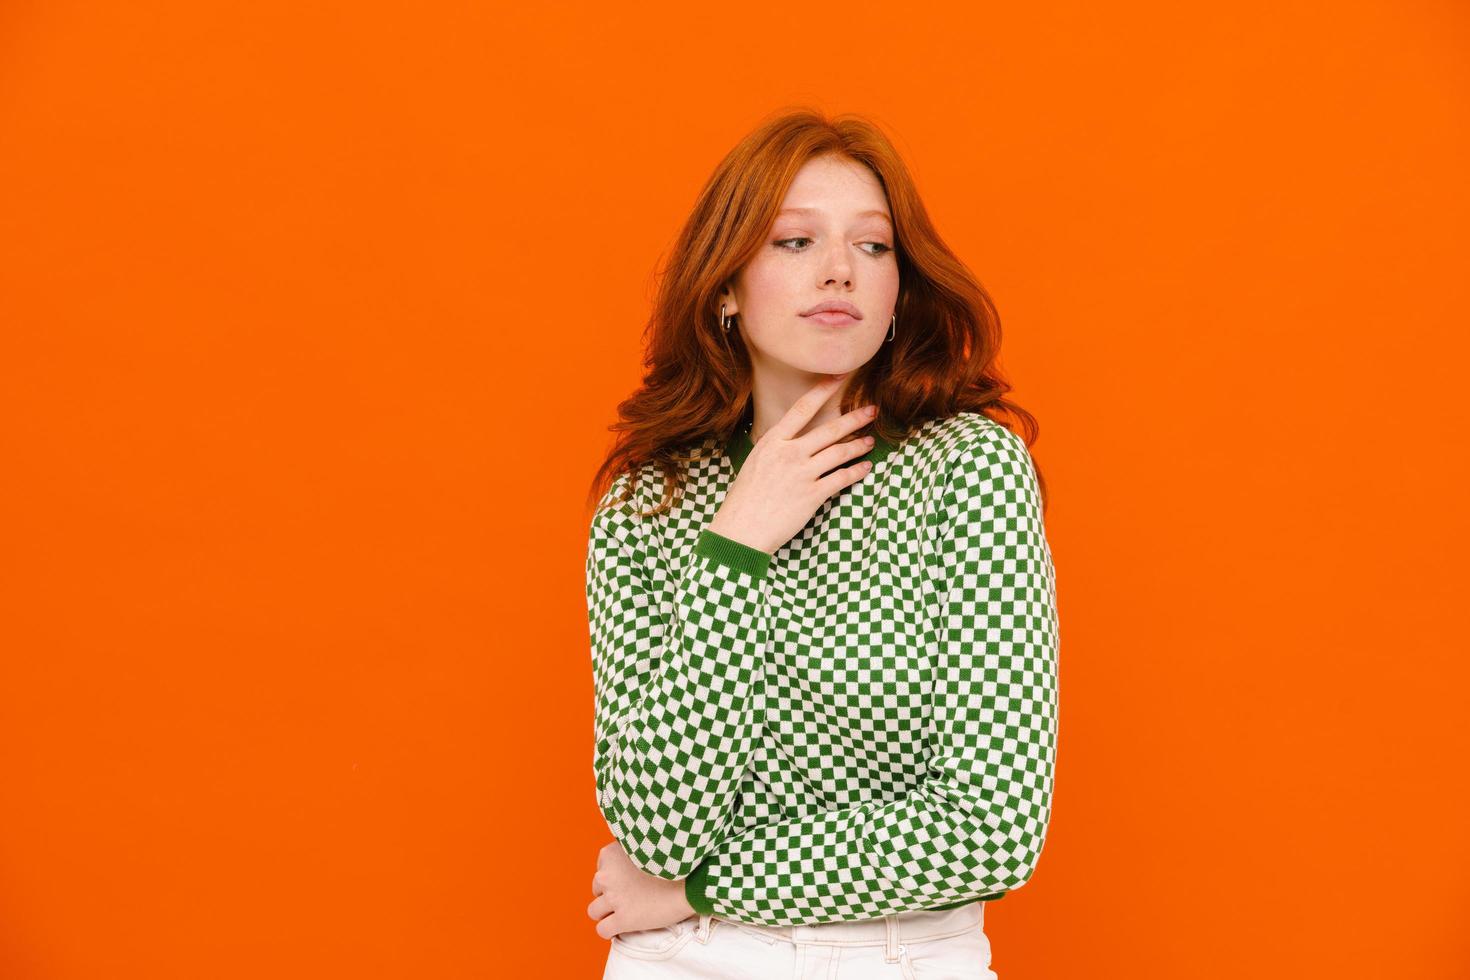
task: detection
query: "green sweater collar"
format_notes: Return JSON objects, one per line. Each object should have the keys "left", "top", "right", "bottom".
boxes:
{"left": 724, "top": 425, "right": 897, "bottom": 475}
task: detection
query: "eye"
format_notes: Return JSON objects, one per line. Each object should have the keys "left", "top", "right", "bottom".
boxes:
{"left": 774, "top": 238, "right": 894, "bottom": 257}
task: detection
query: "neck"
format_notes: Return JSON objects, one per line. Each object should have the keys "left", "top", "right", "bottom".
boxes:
{"left": 727, "top": 404, "right": 897, "bottom": 476}
{"left": 746, "top": 371, "right": 853, "bottom": 443}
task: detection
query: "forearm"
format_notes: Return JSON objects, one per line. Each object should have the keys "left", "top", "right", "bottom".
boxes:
{"left": 591, "top": 527, "right": 774, "bottom": 877}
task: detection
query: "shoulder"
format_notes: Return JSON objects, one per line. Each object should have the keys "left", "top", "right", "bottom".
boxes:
{"left": 923, "top": 413, "right": 1038, "bottom": 509}
{"left": 919, "top": 412, "right": 1030, "bottom": 469}
{"left": 590, "top": 444, "right": 710, "bottom": 532}
{"left": 590, "top": 460, "right": 660, "bottom": 542}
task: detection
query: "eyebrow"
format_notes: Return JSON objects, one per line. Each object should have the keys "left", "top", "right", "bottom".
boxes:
{"left": 777, "top": 207, "right": 892, "bottom": 227}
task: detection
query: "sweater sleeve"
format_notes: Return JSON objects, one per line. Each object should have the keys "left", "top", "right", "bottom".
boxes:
{"left": 681, "top": 424, "right": 1060, "bottom": 926}
{"left": 587, "top": 472, "right": 773, "bottom": 879}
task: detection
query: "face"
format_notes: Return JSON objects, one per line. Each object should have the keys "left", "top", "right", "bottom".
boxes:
{"left": 722, "top": 154, "right": 899, "bottom": 383}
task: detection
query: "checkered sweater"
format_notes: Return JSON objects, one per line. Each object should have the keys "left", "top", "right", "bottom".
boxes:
{"left": 586, "top": 411, "right": 1059, "bottom": 927}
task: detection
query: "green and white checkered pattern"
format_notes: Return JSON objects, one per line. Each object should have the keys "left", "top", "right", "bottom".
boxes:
{"left": 586, "top": 413, "right": 1059, "bottom": 927}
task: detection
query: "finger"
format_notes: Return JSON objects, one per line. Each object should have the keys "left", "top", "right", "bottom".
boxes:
{"left": 817, "top": 457, "right": 872, "bottom": 496}
{"left": 796, "top": 402, "right": 877, "bottom": 456}
{"left": 595, "top": 913, "right": 623, "bottom": 941}
{"left": 588, "top": 893, "right": 614, "bottom": 920}
{"left": 810, "top": 431, "right": 876, "bottom": 475}
{"left": 767, "top": 372, "right": 849, "bottom": 442}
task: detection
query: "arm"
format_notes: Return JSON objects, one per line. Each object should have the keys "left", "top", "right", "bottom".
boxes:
{"left": 586, "top": 472, "right": 773, "bottom": 879}
{"left": 680, "top": 424, "right": 1060, "bottom": 926}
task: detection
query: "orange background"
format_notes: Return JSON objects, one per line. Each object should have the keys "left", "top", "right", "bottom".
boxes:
{"left": 2, "top": 1, "right": 1466, "bottom": 977}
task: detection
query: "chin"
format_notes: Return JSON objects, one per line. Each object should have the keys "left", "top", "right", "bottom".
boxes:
{"left": 757, "top": 341, "right": 880, "bottom": 379}
{"left": 792, "top": 347, "right": 881, "bottom": 376}
{"left": 787, "top": 358, "right": 865, "bottom": 377}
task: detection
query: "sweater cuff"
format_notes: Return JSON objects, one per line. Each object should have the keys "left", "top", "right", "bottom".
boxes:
{"left": 694, "top": 529, "right": 772, "bottom": 580}
{"left": 684, "top": 856, "right": 715, "bottom": 915}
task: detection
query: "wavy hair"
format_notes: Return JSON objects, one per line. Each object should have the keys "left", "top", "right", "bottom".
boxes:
{"left": 585, "top": 106, "right": 1048, "bottom": 519}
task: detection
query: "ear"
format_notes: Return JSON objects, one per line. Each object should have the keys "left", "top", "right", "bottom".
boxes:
{"left": 719, "top": 284, "right": 739, "bottom": 318}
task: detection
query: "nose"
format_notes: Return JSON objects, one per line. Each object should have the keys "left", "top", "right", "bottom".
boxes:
{"left": 819, "top": 241, "right": 854, "bottom": 287}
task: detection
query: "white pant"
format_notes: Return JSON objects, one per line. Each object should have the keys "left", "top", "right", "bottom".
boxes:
{"left": 603, "top": 901, "right": 997, "bottom": 979}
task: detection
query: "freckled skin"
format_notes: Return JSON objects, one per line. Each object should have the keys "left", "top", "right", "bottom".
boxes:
{"left": 723, "top": 154, "right": 901, "bottom": 441}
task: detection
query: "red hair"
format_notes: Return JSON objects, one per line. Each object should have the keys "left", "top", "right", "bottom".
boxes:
{"left": 586, "top": 106, "right": 1048, "bottom": 518}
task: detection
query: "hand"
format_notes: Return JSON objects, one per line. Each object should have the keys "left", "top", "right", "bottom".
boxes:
{"left": 709, "top": 373, "right": 877, "bottom": 554}
{"left": 588, "top": 840, "right": 696, "bottom": 940}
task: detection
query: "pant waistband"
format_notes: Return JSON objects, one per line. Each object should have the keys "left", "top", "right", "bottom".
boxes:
{"left": 702, "top": 900, "right": 984, "bottom": 952}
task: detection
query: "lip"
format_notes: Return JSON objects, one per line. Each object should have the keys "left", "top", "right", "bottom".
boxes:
{"left": 804, "top": 311, "right": 859, "bottom": 326}
{"left": 800, "top": 299, "right": 863, "bottom": 319}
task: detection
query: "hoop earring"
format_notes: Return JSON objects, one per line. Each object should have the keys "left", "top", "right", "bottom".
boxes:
{"left": 721, "top": 304, "right": 732, "bottom": 333}
{"left": 887, "top": 314, "right": 896, "bottom": 342}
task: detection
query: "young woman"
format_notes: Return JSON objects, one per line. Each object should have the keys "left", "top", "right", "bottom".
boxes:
{"left": 583, "top": 108, "right": 1059, "bottom": 979}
